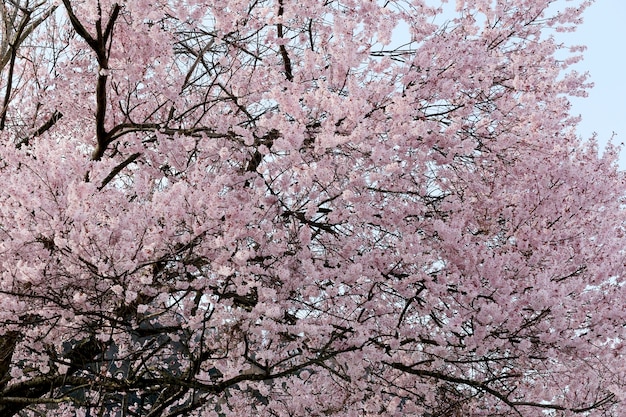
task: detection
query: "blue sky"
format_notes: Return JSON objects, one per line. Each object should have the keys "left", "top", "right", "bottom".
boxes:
{"left": 558, "top": 1, "right": 626, "bottom": 165}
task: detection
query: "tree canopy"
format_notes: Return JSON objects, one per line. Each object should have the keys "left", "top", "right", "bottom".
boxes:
{"left": 0, "top": 0, "right": 625, "bottom": 416}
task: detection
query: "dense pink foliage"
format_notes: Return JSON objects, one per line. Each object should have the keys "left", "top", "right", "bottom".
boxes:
{"left": 0, "top": 0, "right": 624, "bottom": 415}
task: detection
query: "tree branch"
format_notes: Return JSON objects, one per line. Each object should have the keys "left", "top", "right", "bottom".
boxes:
{"left": 98, "top": 152, "right": 141, "bottom": 190}
{"left": 384, "top": 361, "right": 615, "bottom": 414}
{"left": 0, "top": 7, "right": 30, "bottom": 130}
{"left": 277, "top": 0, "right": 293, "bottom": 82}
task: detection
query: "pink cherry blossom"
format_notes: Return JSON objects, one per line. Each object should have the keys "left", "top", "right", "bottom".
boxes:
{"left": 0, "top": 0, "right": 623, "bottom": 416}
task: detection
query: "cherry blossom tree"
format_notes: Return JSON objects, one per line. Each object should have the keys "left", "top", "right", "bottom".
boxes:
{"left": 0, "top": 0, "right": 624, "bottom": 415}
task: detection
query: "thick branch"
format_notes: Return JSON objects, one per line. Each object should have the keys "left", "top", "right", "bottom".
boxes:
{"left": 16, "top": 111, "right": 63, "bottom": 148}
{"left": 108, "top": 122, "right": 237, "bottom": 141}
{"left": 0, "top": 3, "right": 57, "bottom": 71}
{"left": 384, "top": 361, "right": 615, "bottom": 414}
{"left": 61, "top": 0, "right": 97, "bottom": 51}
{"left": 0, "top": 7, "right": 30, "bottom": 130}
{"left": 63, "top": 1, "right": 121, "bottom": 160}
{"left": 277, "top": 0, "right": 293, "bottom": 82}
{"left": 98, "top": 152, "right": 141, "bottom": 190}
